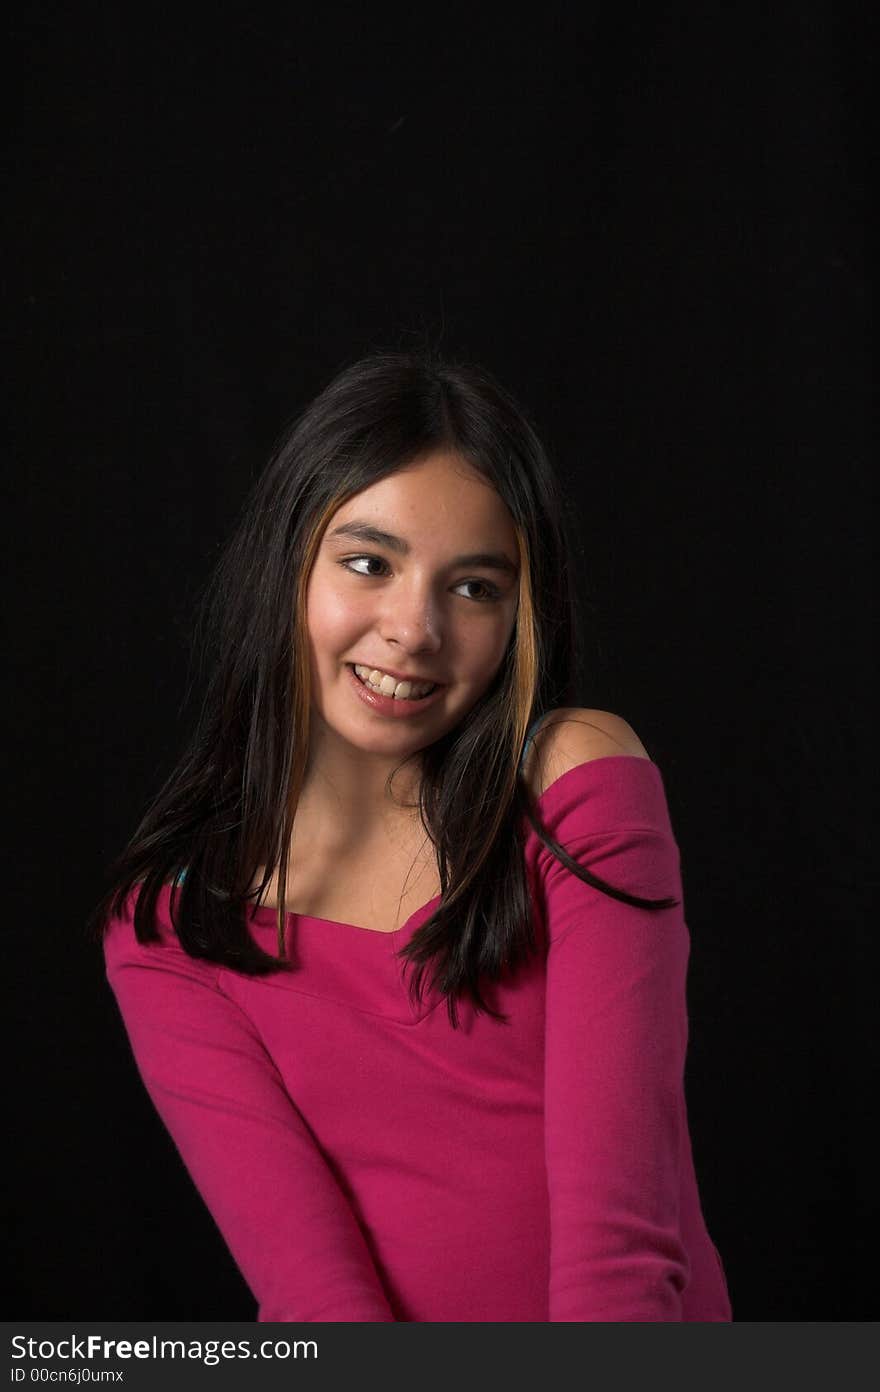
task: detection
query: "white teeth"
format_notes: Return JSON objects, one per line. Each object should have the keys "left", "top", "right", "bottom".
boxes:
{"left": 353, "top": 665, "right": 438, "bottom": 700}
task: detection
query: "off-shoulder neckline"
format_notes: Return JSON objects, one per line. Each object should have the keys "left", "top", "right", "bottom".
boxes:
{"left": 245, "top": 754, "right": 659, "bottom": 939}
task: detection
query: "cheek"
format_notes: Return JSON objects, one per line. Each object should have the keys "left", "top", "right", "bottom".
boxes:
{"left": 459, "top": 615, "right": 516, "bottom": 679}
{"left": 306, "top": 578, "right": 366, "bottom": 649}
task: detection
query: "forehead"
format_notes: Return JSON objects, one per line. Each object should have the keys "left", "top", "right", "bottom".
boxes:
{"left": 329, "top": 451, "right": 516, "bottom": 543}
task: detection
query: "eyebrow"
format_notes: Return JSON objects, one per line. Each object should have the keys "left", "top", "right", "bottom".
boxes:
{"left": 328, "top": 521, "right": 519, "bottom": 576}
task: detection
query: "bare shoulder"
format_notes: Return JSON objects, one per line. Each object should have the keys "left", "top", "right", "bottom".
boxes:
{"left": 522, "top": 707, "right": 652, "bottom": 799}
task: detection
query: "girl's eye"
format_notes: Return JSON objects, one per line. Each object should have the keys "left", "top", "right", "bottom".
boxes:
{"left": 339, "top": 556, "right": 501, "bottom": 603}
{"left": 342, "top": 555, "right": 388, "bottom": 578}
{"left": 453, "top": 578, "right": 499, "bottom": 602}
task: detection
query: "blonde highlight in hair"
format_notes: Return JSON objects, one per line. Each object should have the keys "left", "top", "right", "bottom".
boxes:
{"left": 271, "top": 489, "right": 349, "bottom": 957}
{"left": 510, "top": 522, "right": 540, "bottom": 762}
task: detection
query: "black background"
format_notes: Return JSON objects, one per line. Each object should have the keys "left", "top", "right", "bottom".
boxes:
{"left": 5, "top": 6, "right": 872, "bottom": 1320}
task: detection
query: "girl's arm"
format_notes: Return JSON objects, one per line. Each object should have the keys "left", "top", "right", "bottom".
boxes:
{"left": 104, "top": 909, "right": 395, "bottom": 1322}
{"left": 538, "top": 754, "right": 691, "bottom": 1320}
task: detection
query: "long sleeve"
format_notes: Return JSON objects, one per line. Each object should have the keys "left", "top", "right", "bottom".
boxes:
{"left": 103, "top": 903, "right": 396, "bottom": 1322}
{"left": 537, "top": 757, "right": 692, "bottom": 1321}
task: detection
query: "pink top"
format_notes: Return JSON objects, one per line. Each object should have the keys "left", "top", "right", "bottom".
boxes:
{"left": 103, "top": 755, "right": 732, "bottom": 1322}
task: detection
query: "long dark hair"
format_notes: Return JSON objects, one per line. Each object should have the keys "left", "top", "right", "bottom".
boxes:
{"left": 87, "top": 348, "right": 678, "bottom": 1027}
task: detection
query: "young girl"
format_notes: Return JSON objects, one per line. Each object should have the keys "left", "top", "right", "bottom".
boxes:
{"left": 91, "top": 350, "right": 732, "bottom": 1322}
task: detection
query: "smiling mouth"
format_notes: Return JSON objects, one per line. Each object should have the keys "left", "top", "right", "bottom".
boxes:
{"left": 349, "top": 664, "right": 441, "bottom": 700}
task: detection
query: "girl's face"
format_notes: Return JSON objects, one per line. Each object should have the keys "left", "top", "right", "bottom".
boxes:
{"left": 305, "top": 450, "right": 520, "bottom": 763}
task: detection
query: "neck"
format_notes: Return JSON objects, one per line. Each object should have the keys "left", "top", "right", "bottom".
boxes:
{"left": 299, "top": 726, "right": 425, "bottom": 825}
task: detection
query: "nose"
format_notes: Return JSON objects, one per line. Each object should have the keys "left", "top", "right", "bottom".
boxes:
{"left": 377, "top": 576, "right": 443, "bottom": 655}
